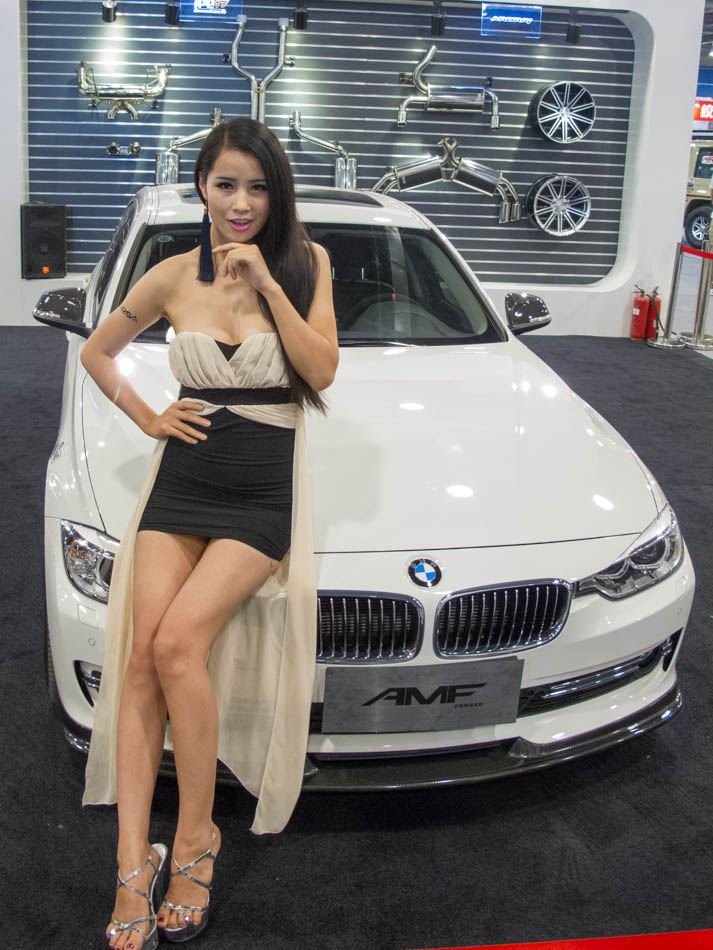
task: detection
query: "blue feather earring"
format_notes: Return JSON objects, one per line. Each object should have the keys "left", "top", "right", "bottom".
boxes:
{"left": 198, "top": 208, "right": 215, "bottom": 282}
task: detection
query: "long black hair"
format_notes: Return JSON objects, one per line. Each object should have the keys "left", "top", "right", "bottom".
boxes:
{"left": 194, "top": 118, "right": 324, "bottom": 412}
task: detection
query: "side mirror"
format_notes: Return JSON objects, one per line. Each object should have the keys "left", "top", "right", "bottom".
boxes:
{"left": 33, "top": 288, "right": 90, "bottom": 337}
{"left": 505, "top": 292, "right": 551, "bottom": 335}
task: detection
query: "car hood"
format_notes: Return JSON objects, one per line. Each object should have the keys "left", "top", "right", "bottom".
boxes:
{"left": 82, "top": 339, "right": 657, "bottom": 551}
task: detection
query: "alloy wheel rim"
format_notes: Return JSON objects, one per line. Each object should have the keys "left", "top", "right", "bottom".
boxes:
{"left": 532, "top": 82, "right": 596, "bottom": 143}
{"left": 527, "top": 175, "right": 592, "bottom": 236}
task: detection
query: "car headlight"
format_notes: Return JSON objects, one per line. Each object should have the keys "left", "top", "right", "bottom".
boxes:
{"left": 61, "top": 521, "right": 115, "bottom": 603}
{"left": 575, "top": 505, "right": 683, "bottom": 600}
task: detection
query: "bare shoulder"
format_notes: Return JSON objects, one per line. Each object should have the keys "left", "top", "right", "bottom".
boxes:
{"left": 310, "top": 241, "right": 329, "bottom": 260}
{"left": 310, "top": 242, "right": 331, "bottom": 270}
{"left": 150, "top": 247, "right": 198, "bottom": 284}
{"left": 137, "top": 249, "right": 198, "bottom": 307}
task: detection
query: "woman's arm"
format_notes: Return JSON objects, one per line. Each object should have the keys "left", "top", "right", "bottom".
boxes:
{"left": 262, "top": 243, "right": 338, "bottom": 391}
{"left": 213, "top": 241, "right": 339, "bottom": 391}
{"left": 80, "top": 257, "right": 210, "bottom": 444}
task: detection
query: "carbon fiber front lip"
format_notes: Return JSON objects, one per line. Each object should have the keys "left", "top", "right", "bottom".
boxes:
{"left": 60, "top": 683, "right": 681, "bottom": 792}
{"left": 301, "top": 684, "right": 681, "bottom": 791}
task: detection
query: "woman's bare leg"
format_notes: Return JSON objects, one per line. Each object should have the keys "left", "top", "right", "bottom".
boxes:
{"left": 153, "top": 537, "right": 277, "bottom": 931}
{"left": 108, "top": 530, "right": 208, "bottom": 950}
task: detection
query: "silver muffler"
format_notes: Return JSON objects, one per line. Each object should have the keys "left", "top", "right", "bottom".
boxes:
{"left": 397, "top": 46, "right": 500, "bottom": 129}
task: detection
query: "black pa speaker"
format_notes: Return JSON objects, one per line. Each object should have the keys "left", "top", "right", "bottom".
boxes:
{"left": 21, "top": 202, "right": 67, "bottom": 279}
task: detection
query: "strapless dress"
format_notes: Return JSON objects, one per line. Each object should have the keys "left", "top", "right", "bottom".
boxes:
{"left": 83, "top": 331, "right": 317, "bottom": 835}
{"left": 137, "top": 334, "right": 295, "bottom": 560}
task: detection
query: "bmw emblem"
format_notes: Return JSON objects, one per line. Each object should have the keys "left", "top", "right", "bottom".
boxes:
{"left": 408, "top": 558, "right": 442, "bottom": 588}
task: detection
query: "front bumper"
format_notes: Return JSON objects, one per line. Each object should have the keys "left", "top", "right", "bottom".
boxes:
{"left": 59, "top": 681, "right": 681, "bottom": 792}
{"left": 48, "top": 523, "right": 694, "bottom": 790}
{"left": 301, "top": 683, "right": 681, "bottom": 791}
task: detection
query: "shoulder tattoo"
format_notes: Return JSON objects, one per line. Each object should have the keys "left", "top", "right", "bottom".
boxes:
{"left": 120, "top": 305, "right": 138, "bottom": 322}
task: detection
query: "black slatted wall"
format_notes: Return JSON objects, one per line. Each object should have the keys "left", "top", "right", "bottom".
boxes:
{"left": 27, "top": 0, "right": 634, "bottom": 283}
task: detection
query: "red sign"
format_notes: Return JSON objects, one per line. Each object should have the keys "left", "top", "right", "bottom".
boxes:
{"left": 694, "top": 98, "right": 713, "bottom": 121}
{"left": 413, "top": 931, "right": 713, "bottom": 950}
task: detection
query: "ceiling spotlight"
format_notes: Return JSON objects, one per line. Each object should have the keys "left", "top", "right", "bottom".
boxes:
{"left": 165, "top": 1, "right": 180, "bottom": 25}
{"left": 101, "top": 0, "right": 117, "bottom": 23}
{"left": 566, "top": 8, "right": 581, "bottom": 43}
{"left": 294, "top": 5, "right": 308, "bottom": 30}
{"left": 431, "top": 1, "right": 446, "bottom": 36}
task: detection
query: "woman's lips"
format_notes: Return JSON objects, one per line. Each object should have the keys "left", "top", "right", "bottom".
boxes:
{"left": 229, "top": 219, "right": 252, "bottom": 232}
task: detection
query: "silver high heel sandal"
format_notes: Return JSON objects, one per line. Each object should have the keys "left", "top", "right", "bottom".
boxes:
{"left": 107, "top": 843, "right": 169, "bottom": 950}
{"left": 161, "top": 826, "right": 218, "bottom": 943}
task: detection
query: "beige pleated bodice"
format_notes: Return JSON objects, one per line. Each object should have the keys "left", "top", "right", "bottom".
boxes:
{"left": 83, "top": 331, "right": 317, "bottom": 835}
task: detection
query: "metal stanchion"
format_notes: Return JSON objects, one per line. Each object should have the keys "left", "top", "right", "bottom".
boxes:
{"left": 646, "top": 241, "right": 686, "bottom": 349}
{"left": 678, "top": 239, "right": 713, "bottom": 350}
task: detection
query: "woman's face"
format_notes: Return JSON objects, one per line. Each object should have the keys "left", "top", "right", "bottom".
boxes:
{"left": 201, "top": 147, "right": 270, "bottom": 245}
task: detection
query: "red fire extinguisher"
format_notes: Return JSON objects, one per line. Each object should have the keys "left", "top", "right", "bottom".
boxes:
{"left": 645, "top": 287, "right": 660, "bottom": 339}
{"left": 630, "top": 285, "right": 650, "bottom": 340}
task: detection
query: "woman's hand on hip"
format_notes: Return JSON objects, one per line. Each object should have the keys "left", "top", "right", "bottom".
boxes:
{"left": 142, "top": 400, "right": 211, "bottom": 444}
{"left": 212, "top": 243, "right": 277, "bottom": 294}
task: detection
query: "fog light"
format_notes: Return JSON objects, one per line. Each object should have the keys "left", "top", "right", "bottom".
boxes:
{"left": 77, "top": 661, "right": 102, "bottom": 706}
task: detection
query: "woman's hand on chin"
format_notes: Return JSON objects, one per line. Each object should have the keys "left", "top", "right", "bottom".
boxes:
{"left": 212, "top": 243, "right": 277, "bottom": 294}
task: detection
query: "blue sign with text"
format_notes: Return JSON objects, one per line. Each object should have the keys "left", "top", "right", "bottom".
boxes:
{"left": 179, "top": 0, "right": 242, "bottom": 22}
{"left": 481, "top": 3, "right": 542, "bottom": 39}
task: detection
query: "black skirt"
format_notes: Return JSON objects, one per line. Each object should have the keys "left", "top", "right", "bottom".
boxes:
{"left": 137, "top": 396, "right": 295, "bottom": 562}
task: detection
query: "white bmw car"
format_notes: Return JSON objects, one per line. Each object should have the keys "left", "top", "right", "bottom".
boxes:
{"left": 36, "top": 184, "right": 695, "bottom": 790}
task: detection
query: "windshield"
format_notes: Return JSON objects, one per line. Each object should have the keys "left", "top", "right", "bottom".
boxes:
{"left": 114, "top": 222, "right": 502, "bottom": 345}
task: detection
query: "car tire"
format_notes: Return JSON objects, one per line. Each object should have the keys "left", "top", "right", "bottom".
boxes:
{"left": 683, "top": 205, "right": 711, "bottom": 249}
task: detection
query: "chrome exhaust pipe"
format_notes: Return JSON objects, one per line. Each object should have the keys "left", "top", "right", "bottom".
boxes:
{"left": 232, "top": 16, "right": 293, "bottom": 125}
{"left": 397, "top": 45, "right": 500, "bottom": 129}
{"left": 289, "top": 111, "right": 357, "bottom": 188}
{"left": 411, "top": 44, "right": 437, "bottom": 94}
{"left": 373, "top": 155, "right": 444, "bottom": 194}
{"left": 231, "top": 15, "right": 259, "bottom": 120}
{"left": 484, "top": 87, "right": 500, "bottom": 129}
{"left": 154, "top": 108, "right": 223, "bottom": 185}
{"left": 76, "top": 61, "right": 171, "bottom": 119}
{"left": 258, "top": 19, "right": 290, "bottom": 123}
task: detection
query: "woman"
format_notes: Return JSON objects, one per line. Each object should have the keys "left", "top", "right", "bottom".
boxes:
{"left": 80, "top": 118, "right": 338, "bottom": 949}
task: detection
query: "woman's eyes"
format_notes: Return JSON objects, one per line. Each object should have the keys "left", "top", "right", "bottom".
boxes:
{"left": 216, "top": 183, "right": 267, "bottom": 192}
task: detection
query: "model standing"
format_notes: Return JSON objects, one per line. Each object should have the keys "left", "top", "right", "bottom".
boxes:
{"left": 80, "top": 118, "right": 338, "bottom": 948}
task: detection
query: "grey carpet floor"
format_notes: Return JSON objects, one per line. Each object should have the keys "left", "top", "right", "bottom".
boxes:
{"left": 1, "top": 328, "right": 711, "bottom": 949}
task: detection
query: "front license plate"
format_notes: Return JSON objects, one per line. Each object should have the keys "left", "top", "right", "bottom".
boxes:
{"left": 321, "top": 658, "right": 524, "bottom": 734}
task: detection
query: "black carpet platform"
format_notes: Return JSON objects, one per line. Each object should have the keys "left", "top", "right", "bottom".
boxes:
{"left": 1, "top": 327, "right": 711, "bottom": 949}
